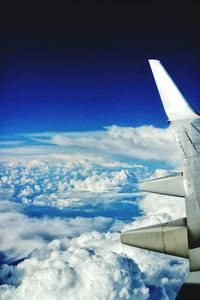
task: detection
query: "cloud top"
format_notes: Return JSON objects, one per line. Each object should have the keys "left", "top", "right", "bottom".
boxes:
{"left": 0, "top": 125, "right": 180, "bottom": 165}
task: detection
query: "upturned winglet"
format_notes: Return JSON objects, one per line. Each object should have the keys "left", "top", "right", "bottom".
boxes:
{"left": 149, "top": 59, "right": 199, "bottom": 121}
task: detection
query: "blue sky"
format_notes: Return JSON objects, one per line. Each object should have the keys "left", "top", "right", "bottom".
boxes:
{"left": 2, "top": 3, "right": 200, "bottom": 134}
{"left": 2, "top": 53, "right": 165, "bottom": 133}
{"left": 2, "top": 51, "right": 200, "bottom": 134}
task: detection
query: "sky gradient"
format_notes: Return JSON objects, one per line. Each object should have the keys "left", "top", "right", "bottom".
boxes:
{"left": 2, "top": 2, "right": 200, "bottom": 134}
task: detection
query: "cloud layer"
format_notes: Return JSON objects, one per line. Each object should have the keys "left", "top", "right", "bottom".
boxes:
{"left": 0, "top": 200, "right": 112, "bottom": 261}
{"left": 0, "top": 125, "right": 187, "bottom": 299}
{"left": 0, "top": 229, "right": 188, "bottom": 300}
{"left": 0, "top": 233, "right": 149, "bottom": 300}
{"left": 0, "top": 157, "right": 147, "bottom": 213}
{"left": 0, "top": 125, "right": 180, "bottom": 165}
{"left": 0, "top": 187, "right": 188, "bottom": 300}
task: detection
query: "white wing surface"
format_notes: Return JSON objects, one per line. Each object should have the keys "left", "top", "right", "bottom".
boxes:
{"left": 121, "top": 60, "right": 200, "bottom": 299}
{"left": 149, "top": 59, "right": 199, "bottom": 121}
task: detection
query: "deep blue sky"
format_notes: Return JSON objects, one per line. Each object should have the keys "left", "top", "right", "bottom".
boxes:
{"left": 1, "top": 2, "right": 200, "bottom": 134}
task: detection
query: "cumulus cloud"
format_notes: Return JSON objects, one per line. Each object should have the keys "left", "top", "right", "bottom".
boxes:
{"left": 121, "top": 170, "right": 186, "bottom": 231}
{"left": 0, "top": 230, "right": 188, "bottom": 300}
{"left": 0, "top": 124, "right": 187, "bottom": 300}
{"left": 122, "top": 167, "right": 186, "bottom": 229}
{"left": 0, "top": 200, "right": 113, "bottom": 262}
{"left": 0, "top": 159, "right": 146, "bottom": 209}
{"left": 0, "top": 172, "right": 188, "bottom": 300}
{"left": 0, "top": 233, "right": 149, "bottom": 300}
{"left": 0, "top": 176, "right": 188, "bottom": 300}
{"left": 139, "top": 193, "right": 185, "bottom": 220}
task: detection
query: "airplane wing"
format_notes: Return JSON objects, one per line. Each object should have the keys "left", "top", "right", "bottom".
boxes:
{"left": 121, "top": 60, "right": 200, "bottom": 299}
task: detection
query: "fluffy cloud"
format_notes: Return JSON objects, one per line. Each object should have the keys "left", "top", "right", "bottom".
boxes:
{"left": 0, "top": 178, "right": 188, "bottom": 300}
{"left": 0, "top": 230, "right": 188, "bottom": 300}
{"left": 0, "top": 159, "right": 146, "bottom": 209}
{"left": 0, "top": 125, "right": 180, "bottom": 165}
{"left": 0, "top": 182, "right": 188, "bottom": 300}
{"left": 0, "top": 200, "right": 113, "bottom": 262}
{"left": 0, "top": 233, "right": 149, "bottom": 300}
{"left": 0, "top": 124, "right": 187, "bottom": 300}
{"left": 47, "top": 125, "right": 178, "bottom": 163}
{"left": 139, "top": 193, "right": 185, "bottom": 220}
{"left": 120, "top": 192, "right": 186, "bottom": 238}
{"left": 121, "top": 184, "right": 186, "bottom": 232}
{"left": 124, "top": 167, "right": 186, "bottom": 229}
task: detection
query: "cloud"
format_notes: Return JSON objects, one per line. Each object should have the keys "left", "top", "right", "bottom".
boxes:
{"left": 121, "top": 167, "right": 186, "bottom": 231}
{"left": 0, "top": 165, "right": 188, "bottom": 300}
{"left": 0, "top": 125, "right": 187, "bottom": 300}
{"left": 0, "top": 168, "right": 188, "bottom": 300}
{"left": 0, "top": 158, "right": 147, "bottom": 209}
{"left": 120, "top": 193, "right": 186, "bottom": 234}
{"left": 0, "top": 125, "right": 180, "bottom": 165}
{"left": 0, "top": 233, "right": 150, "bottom": 300}
{"left": 0, "top": 199, "right": 188, "bottom": 300}
{"left": 0, "top": 200, "right": 113, "bottom": 262}
{"left": 0, "top": 230, "right": 188, "bottom": 300}
{"left": 46, "top": 125, "right": 179, "bottom": 164}
{"left": 138, "top": 193, "right": 185, "bottom": 220}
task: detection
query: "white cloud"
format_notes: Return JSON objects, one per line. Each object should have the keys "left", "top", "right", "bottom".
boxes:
{"left": 0, "top": 195, "right": 188, "bottom": 300}
{"left": 69, "top": 169, "right": 129, "bottom": 192}
{"left": 0, "top": 230, "right": 188, "bottom": 300}
{"left": 0, "top": 124, "right": 187, "bottom": 300}
{"left": 139, "top": 193, "right": 185, "bottom": 220}
{"left": 0, "top": 125, "right": 180, "bottom": 165}
{"left": 45, "top": 125, "right": 180, "bottom": 165}
{"left": 119, "top": 187, "right": 185, "bottom": 235}
{"left": 0, "top": 174, "right": 188, "bottom": 300}
{"left": 0, "top": 233, "right": 150, "bottom": 300}
{"left": 121, "top": 167, "right": 186, "bottom": 231}
{"left": 0, "top": 200, "right": 112, "bottom": 261}
{"left": 0, "top": 159, "right": 146, "bottom": 209}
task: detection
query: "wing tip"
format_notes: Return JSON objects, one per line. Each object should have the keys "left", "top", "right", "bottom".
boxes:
{"left": 148, "top": 59, "right": 199, "bottom": 121}
{"left": 148, "top": 59, "right": 160, "bottom": 65}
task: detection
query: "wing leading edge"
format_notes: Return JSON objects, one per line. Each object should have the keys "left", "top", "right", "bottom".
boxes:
{"left": 148, "top": 60, "right": 199, "bottom": 121}
{"left": 120, "top": 60, "right": 200, "bottom": 299}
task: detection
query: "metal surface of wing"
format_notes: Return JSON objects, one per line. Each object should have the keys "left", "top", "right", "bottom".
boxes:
{"left": 140, "top": 172, "right": 185, "bottom": 197}
{"left": 121, "top": 60, "right": 200, "bottom": 299}
{"left": 148, "top": 60, "right": 199, "bottom": 121}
